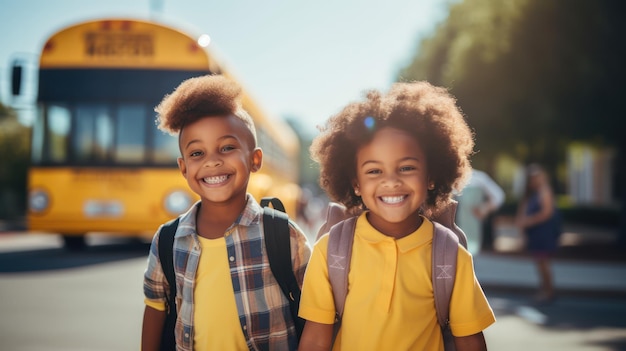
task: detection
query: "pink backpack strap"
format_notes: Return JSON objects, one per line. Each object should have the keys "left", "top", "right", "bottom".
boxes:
{"left": 431, "top": 200, "right": 467, "bottom": 249}
{"left": 432, "top": 222, "right": 460, "bottom": 350}
{"left": 327, "top": 216, "right": 357, "bottom": 321}
{"left": 317, "top": 202, "right": 350, "bottom": 240}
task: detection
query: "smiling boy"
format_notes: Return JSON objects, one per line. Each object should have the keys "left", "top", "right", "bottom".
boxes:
{"left": 141, "top": 75, "right": 310, "bottom": 351}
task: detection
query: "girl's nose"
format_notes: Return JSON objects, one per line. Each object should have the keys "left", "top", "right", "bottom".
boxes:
{"left": 382, "top": 174, "right": 401, "bottom": 188}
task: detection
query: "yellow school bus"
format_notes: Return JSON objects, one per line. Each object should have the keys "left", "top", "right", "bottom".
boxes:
{"left": 25, "top": 18, "right": 300, "bottom": 249}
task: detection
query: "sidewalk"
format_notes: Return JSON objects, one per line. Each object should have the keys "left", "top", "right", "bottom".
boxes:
{"left": 476, "top": 217, "right": 626, "bottom": 298}
{"left": 475, "top": 252, "right": 626, "bottom": 298}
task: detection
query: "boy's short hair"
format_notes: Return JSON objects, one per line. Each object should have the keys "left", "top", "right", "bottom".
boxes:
{"left": 155, "top": 74, "right": 257, "bottom": 146}
{"left": 310, "top": 81, "right": 475, "bottom": 216}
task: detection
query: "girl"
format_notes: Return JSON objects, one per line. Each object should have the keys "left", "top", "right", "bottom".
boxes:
{"left": 299, "top": 81, "right": 495, "bottom": 351}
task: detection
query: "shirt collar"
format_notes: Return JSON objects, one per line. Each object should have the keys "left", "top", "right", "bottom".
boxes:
{"left": 175, "top": 193, "right": 261, "bottom": 238}
{"left": 355, "top": 212, "right": 434, "bottom": 253}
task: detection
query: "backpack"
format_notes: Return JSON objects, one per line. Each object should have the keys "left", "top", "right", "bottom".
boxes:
{"left": 316, "top": 201, "right": 467, "bottom": 351}
{"left": 157, "top": 197, "right": 305, "bottom": 351}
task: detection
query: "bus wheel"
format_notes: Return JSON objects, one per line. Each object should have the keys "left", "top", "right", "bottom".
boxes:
{"left": 62, "top": 235, "right": 86, "bottom": 251}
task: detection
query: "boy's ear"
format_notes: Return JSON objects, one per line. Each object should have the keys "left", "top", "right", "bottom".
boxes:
{"left": 177, "top": 157, "right": 187, "bottom": 176}
{"left": 251, "top": 147, "right": 263, "bottom": 172}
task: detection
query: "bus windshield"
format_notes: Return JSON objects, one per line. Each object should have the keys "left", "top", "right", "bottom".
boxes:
{"left": 32, "top": 102, "right": 179, "bottom": 166}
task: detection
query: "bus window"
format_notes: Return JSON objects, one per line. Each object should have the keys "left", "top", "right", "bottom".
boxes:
{"left": 153, "top": 128, "right": 179, "bottom": 164}
{"left": 48, "top": 105, "right": 71, "bottom": 163}
{"left": 114, "top": 104, "right": 146, "bottom": 163}
{"left": 74, "top": 105, "right": 113, "bottom": 162}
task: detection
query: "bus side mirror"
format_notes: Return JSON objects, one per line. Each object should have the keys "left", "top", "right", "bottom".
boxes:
{"left": 11, "top": 62, "right": 23, "bottom": 96}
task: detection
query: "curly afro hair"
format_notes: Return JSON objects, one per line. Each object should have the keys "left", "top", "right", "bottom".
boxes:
{"left": 155, "top": 74, "right": 256, "bottom": 144}
{"left": 310, "top": 81, "right": 475, "bottom": 217}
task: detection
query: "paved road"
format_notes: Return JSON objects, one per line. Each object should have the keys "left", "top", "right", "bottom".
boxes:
{"left": 0, "top": 235, "right": 149, "bottom": 351}
{"left": 483, "top": 290, "right": 626, "bottom": 351}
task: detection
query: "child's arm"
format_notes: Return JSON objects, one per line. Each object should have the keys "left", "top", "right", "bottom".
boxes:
{"left": 142, "top": 228, "right": 171, "bottom": 351}
{"left": 514, "top": 198, "right": 528, "bottom": 229}
{"left": 288, "top": 221, "right": 312, "bottom": 287}
{"left": 516, "top": 187, "right": 555, "bottom": 229}
{"left": 141, "top": 305, "right": 166, "bottom": 351}
{"left": 454, "top": 331, "right": 488, "bottom": 351}
{"left": 298, "top": 321, "right": 334, "bottom": 351}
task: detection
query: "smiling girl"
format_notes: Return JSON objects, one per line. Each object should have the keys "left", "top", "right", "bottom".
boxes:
{"left": 298, "top": 81, "right": 495, "bottom": 351}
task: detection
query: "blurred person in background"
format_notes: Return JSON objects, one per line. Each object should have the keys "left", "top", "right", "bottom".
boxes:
{"left": 515, "top": 163, "right": 562, "bottom": 303}
{"left": 455, "top": 169, "right": 505, "bottom": 255}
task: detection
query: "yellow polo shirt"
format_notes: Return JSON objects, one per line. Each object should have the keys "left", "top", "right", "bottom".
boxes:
{"left": 299, "top": 213, "right": 495, "bottom": 351}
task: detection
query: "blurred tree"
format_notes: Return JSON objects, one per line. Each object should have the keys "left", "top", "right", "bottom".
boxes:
{"left": 400, "top": 0, "right": 623, "bottom": 161}
{"left": 399, "top": 0, "right": 625, "bottom": 242}
{"left": 0, "top": 103, "right": 30, "bottom": 219}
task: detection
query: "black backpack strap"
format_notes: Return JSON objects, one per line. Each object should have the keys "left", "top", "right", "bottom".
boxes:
{"left": 260, "top": 196, "right": 286, "bottom": 213}
{"left": 158, "top": 217, "right": 179, "bottom": 351}
{"left": 261, "top": 197, "right": 305, "bottom": 339}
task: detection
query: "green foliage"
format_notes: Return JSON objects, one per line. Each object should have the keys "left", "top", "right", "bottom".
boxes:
{"left": 398, "top": 0, "right": 625, "bottom": 168}
{"left": 0, "top": 104, "right": 30, "bottom": 219}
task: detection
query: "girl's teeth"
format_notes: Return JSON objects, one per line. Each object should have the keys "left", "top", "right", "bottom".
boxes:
{"left": 381, "top": 196, "right": 404, "bottom": 204}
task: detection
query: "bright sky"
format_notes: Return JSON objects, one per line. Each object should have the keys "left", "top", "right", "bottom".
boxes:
{"left": 0, "top": 0, "right": 450, "bottom": 133}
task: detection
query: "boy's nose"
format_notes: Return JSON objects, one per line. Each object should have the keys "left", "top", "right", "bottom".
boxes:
{"left": 204, "top": 155, "right": 223, "bottom": 167}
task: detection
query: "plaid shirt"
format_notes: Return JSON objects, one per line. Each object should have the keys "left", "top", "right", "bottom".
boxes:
{"left": 144, "top": 195, "right": 311, "bottom": 351}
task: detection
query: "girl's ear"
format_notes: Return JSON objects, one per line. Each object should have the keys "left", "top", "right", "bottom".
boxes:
{"left": 353, "top": 181, "right": 361, "bottom": 196}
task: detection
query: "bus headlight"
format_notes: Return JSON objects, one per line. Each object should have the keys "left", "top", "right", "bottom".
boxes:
{"left": 164, "top": 191, "right": 192, "bottom": 215}
{"left": 29, "top": 189, "right": 50, "bottom": 213}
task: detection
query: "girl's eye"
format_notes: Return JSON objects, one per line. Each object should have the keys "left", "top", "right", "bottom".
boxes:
{"left": 365, "top": 169, "right": 381, "bottom": 175}
{"left": 400, "top": 165, "right": 416, "bottom": 172}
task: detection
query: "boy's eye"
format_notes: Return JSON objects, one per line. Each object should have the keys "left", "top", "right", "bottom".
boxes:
{"left": 221, "top": 145, "right": 236, "bottom": 152}
{"left": 189, "top": 150, "right": 203, "bottom": 157}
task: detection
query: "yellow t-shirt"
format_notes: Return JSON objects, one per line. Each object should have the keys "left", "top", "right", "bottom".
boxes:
{"left": 299, "top": 214, "right": 496, "bottom": 351}
{"left": 145, "top": 236, "right": 248, "bottom": 350}
{"left": 193, "top": 236, "right": 248, "bottom": 350}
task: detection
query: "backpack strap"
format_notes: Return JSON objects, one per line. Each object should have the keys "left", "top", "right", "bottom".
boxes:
{"left": 432, "top": 200, "right": 467, "bottom": 249}
{"left": 432, "top": 222, "right": 460, "bottom": 350}
{"left": 157, "top": 217, "right": 179, "bottom": 351}
{"left": 260, "top": 196, "right": 286, "bottom": 213}
{"left": 158, "top": 217, "right": 179, "bottom": 310}
{"left": 327, "top": 216, "right": 357, "bottom": 321}
{"left": 260, "top": 197, "right": 305, "bottom": 339}
{"left": 317, "top": 202, "right": 350, "bottom": 240}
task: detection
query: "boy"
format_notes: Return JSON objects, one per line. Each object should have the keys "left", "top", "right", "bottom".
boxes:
{"left": 141, "top": 75, "right": 311, "bottom": 351}
{"left": 299, "top": 82, "right": 495, "bottom": 351}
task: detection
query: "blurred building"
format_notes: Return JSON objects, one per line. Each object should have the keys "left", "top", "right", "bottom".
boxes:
{"left": 567, "top": 144, "right": 615, "bottom": 206}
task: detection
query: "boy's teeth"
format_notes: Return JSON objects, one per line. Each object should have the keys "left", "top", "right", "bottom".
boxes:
{"left": 381, "top": 196, "right": 404, "bottom": 204}
{"left": 204, "top": 175, "right": 228, "bottom": 184}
